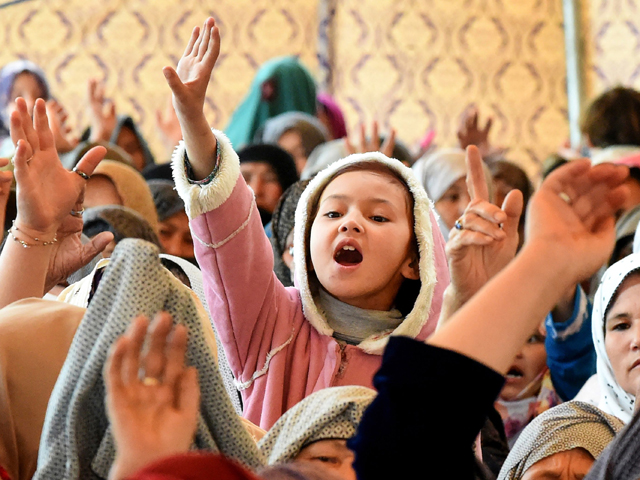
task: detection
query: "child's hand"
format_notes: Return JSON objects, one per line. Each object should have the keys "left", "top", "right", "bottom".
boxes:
{"left": 87, "top": 79, "right": 117, "bottom": 143}
{"left": 527, "top": 159, "right": 629, "bottom": 282}
{"left": 163, "top": 18, "right": 220, "bottom": 124}
{"left": 442, "top": 145, "right": 522, "bottom": 319}
{"left": 106, "top": 313, "right": 199, "bottom": 480}
{"left": 10, "top": 97, "right": 105, "bottom": 239}
{"left": 344, "top": 121, "right": 396, "bottom": 158}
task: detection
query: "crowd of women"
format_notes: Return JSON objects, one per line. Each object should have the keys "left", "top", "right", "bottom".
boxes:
{"left": 3, "top": 14, "right": 640, "bottom": 480}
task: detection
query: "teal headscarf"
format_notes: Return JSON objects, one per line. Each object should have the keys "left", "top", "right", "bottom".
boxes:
{"left": 225, "top": 56, "right": 316, "bottom": 149}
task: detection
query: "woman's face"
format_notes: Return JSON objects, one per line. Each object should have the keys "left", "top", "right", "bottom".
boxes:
{"left": 294, "top": 439, "right": 356, "bottom": 480}
{"left": 521, "top": 448, "right": 594, "bottom": 480}
{"left": 4, "top": 72, "right": 45, "bottom": 119}
{"left": 240, "top": 161, "right": 283, "bottom": 214}
{"left": 604, "top": 274, "right": 640, "bottom": 397}
{"left": 500, "top": 326, "right": 547, "bottom": 401}
{"left": 434, "top": 176, "right": 470, "bottom": 230}
{"left": 278, "top": 130, "right": 307, "bottom": 174}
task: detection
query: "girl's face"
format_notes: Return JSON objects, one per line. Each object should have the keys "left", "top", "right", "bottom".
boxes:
{"left": 309, "top": 169, "right": 418, "bottom": 311}
{"left": 500, "top": 326, "right": 547, "bottom": 401}
{"left": 434, "top": 176, "right": 470, "bottom": 230}
{"left": 605, "top": 274, "right": 640, "bottom": 397}
{"left": 4, "top": 72, "right": 45, "bottom": 119}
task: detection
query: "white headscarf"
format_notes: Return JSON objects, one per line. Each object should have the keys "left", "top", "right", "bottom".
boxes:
{"left": 592, "top": 253, "right": 640, "bottom": 423}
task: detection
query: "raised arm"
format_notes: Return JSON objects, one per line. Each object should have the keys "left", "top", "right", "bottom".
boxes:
{"left": 163, "top": 18, "right": 219, "bottom": 180}
{"left": 0, "top": 98, "right": 112, "bottom": 307}
{"left": 429, "top": 159, "right": 628, "bottom": 374}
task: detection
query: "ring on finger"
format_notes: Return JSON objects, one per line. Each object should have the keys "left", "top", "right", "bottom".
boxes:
{"left": 70, "top": 208, "right": 84, "bottom": 218}
{"left": 142, "top": 376, "right": 161, "bottom": 387}
{"left": 72, "top": 167, "right": 91, "bottom": 180}
{"left": 558, "top": 191, "right": 572, "bottom": 205}
{"left": 454, "top": 218, "right": 464, "bottom": 230}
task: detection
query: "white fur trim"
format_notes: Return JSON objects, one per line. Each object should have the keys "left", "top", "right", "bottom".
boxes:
{"left": 293, "top": 152, "right": 438, "bottom": 355}
{"left": 171, "top": 129, "right": 241, "bottom": 219}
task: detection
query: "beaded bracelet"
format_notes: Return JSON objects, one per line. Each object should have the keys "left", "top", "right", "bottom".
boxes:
{"left": 9, "top": 222, "right": 58, "bottom": 248}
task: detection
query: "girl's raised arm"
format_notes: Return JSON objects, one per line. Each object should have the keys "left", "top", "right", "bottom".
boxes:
{"left": 163, "top": 18, "right": 220, "bottom": 181}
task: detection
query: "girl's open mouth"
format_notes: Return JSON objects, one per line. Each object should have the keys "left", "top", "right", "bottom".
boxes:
{"left": 334, "top": 245, "right": 363, "bottom": 266}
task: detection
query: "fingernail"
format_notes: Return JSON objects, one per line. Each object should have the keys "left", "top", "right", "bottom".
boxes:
{"left": 494, "top": 212, "right": 506, "bottom": 222}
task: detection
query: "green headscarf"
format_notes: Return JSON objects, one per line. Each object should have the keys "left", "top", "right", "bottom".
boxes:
{"left": 225, "top": 56, "right": 316, "bottom": 149}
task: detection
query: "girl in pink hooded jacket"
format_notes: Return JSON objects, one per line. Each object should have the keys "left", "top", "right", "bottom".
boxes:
{"left": 165, "top": 18, "right": 450, "bottom": 429}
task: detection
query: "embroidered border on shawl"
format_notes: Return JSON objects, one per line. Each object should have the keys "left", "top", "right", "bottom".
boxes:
{"left": 234, "top": 329, "right": 296, "bottom": 391}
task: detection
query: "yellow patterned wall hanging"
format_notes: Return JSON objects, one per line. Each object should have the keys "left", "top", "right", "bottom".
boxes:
{"left": 1, "top": 0, "right": 569, "bottom": 177}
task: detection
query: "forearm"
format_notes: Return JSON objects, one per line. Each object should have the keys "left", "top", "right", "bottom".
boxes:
{"left": 428, "top": 242, "right": 574, "bottom": 374}
{"left": 437, "top": 285, "right": 469, "bottom": 327}
{"left": 0, "top": 231, "right": 53, "bottom": 307}
{"left": 175, "top": 111, "right": 217, "bottom": 180}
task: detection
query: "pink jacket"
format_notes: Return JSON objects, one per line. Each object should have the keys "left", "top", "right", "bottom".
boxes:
{"left": 173, "top": 131, "right": 450, "bottom": 429}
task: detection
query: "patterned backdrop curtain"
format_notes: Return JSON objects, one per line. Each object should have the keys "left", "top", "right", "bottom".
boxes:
{"left": 0, "top": 0, "right": 620, "bottom": 178}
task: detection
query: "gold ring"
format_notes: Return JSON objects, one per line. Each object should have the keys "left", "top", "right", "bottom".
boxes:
{"left": 142, "top": 376, "right": 160, "bottom": 387}
{"left": 558, "top": 191, "right": 572, "bottom": 205}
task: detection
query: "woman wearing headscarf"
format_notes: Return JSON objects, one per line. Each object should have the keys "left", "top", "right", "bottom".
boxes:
{"left": 259, "top": 112, "right": 328, "bottom": 174}
{"left": 259, "top": 386, "right": 375, "bottom": 479}
{"left": 588, "top": 253, "right": 640, "bottom": 424}
{"left": 412, "top": 147, "right": 494, "bottom": 241}
{"left": 82, "top": 205, "right": 161, "bottom": 257}
{"left": 225, "top": 56, "right": 317, "bottom": 149}
{"left": 270, "top": 180, "right": 310, "bottom": 287}
{"left": 316, "top": 93, "right": 347, "bottom": 141}
{"left": 0, "top": 60, "right": 50, "bottom": 157}
{"left": 85, "top": 160, "right": 159, "bottom": 232}
{"left": 147, "top": 180, "right": 194, "bottom": 261}
{"left": 238, "top": 144, "right": 299, "bottom": 225}
{"left": 497, "top": 401, "right": 623, "bottom": 480}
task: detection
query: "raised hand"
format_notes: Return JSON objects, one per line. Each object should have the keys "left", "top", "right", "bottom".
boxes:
{"left": 162, "top": 17, "right": 220, "bottom": 180}
{"left": 440, "top": 145, "right": 523, "bottom": 324}
{"left": 457, "top": 108, "right": 492, "bottom": 152}
{"left": 155, "top": 98, "right": 183, "bottom": 153}
{"left": 46, "top": 99, "right": 78, "bottom": 153}
{"left": 10, "top": 97, "right": 105, "bottom": 238}
{"left": 163, "top": 17, "right": 220, "bottom": 122}
{"left": 344, "top": 121, "right": 396, "bottom": 158}
{"left": 106, "top": 313, "right": 199, "bottom": 480}
{"left": 87, "top": 78, "right": 117, "bottom": 143}
{"left": 527, "top": 159, "right": 628, "bottom": 282}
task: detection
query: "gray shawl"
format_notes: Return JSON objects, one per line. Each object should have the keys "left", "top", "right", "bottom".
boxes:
{"left": 258, "top": 386, "right": 375, "bottom": 465}
{"left": 34, "top": 239, "right": 264, "bottom": 480}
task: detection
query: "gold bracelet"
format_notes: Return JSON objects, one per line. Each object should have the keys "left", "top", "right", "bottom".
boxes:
{"left": 8, "top": 227, "right": 58, "bottom": 248}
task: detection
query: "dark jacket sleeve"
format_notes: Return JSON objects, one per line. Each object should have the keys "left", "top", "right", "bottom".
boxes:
{"left": 348, "top": 337, "right": 505, "bottom": 480}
